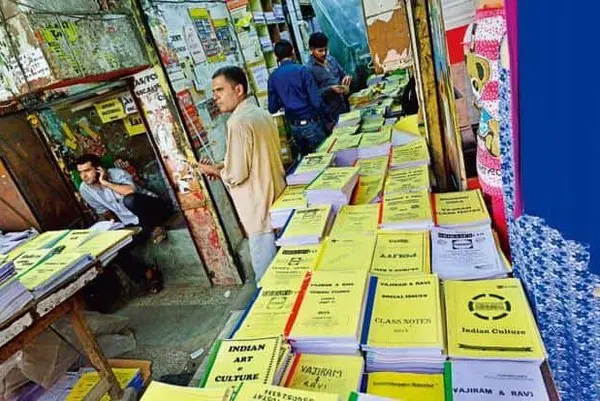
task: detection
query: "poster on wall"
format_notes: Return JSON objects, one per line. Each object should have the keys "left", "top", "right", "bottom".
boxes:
{"left": 189, "top": 8, "right": 226, "bottom": 63}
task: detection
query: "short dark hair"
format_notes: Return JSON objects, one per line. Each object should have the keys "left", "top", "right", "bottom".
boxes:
{"left": 274, "top": 40, "right": 294, "bottom": 61}
{"left": 212, "top": 66, "right": 248, "bottom": 95}
{"left": 309, "top": 32, "right": 328, "bottom": 49}
{"left": 75, "top": 154, "right": 102, "bottom": 168}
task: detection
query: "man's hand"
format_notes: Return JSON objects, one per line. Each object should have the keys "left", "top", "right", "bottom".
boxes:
{"left": 97, "top": 167, "right": 109, "bottom": 186}
{"left": 342, "top": 75, "right": 353, "bottom": 87}
{"left": 197, "top": 158, "right": 222, "bottom": 181}
{"left": 331, "top": 85, "right": 346, "bottom": 95}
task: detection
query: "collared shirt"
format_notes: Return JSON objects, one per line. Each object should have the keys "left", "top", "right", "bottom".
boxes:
{"left": 308, "top": 54, "right": 349, "bottom": 119}
{"left": 79, "top": 168, "right": 155, "bottom": 226}
{"left": 221, "top": 98, "right": 286, "bottom": 236}
{"left": 268, "top": 59, "right": 326, "bottom": 122}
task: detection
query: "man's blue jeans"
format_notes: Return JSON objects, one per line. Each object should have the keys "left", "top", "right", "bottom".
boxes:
{"left": 290, "top": 121, "right": 326, "bottom": 156}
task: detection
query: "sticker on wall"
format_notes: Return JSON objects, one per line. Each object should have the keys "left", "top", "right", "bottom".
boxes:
{"left": 124, "top": 114, "right": 147, "bottom": 136}
{"left": 189, "top": 8, "right": 226, "bottom": 63}
{"left": 184, "top": 25, "right": 207, "bottom": 64}
{"left": 94, "top": 98, "right": 127, "bottom": 123}
{"left": 120, "top": 93, "right": 138, "bottom": 115}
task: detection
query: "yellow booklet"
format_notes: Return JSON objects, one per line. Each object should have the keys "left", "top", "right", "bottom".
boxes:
{"left": 331, "top": 135, "right": 363, "bottom": 152}
{"left": 234, "top": 283, "right": 302, "bottom": 339}
{"left": 54, "top": 230, "right": 98, "bottom": 250}
{"left": 353, "top": 175, "right": 385, "bottom": 205}
{"left": 67, "top": 368, "right": 139, "bottom": 401}
{"left": 385, "top": 165, "right": 430, "bottom": 194}
{"left": 282, "top": 354, "right": 363, "bottom": 399}
{"left": 333, "top": 126, "right": 360, "bottom": 136}
{"left": 75, "top": 230, "right": 134, "bottom": 257}
{"left": 19, "top": 252, "right": 91, "bottom": 290}
{"left": 317, "top": 136, "right": 338, "bottom": 153}
{"left": 259, "top": 245, "right": 321, "bottom": 288}
{"left": 381, "top": 191, "right": 433, "bottom": 229}
{"left": 141, "top": 381, "right": 230, "bottom": 401}
{"left": 201, "top": 336, "right": 282, "bottom": 391}
{"left": 367, "top": 372, "right": 444, "bottom": 401}
{"left": 8, "top": 230, "right": 69, "bottom": 260}
{"left": 370, "top": 231, "right": 430, "bottom": 276}
{"left": 233, "top": 383, "right": 339, "bottom": 401}
{"left": 271, "top": 185, "right": 308, "bottom": 211}
{"left": 287, "top": 270, "right": 368, "bottom": 339}
{"left": 308, "top": 167, "right": 359, "bottom": 191}
{"left": 444, "top": 278, "right": 546, "bottom": 362}
{"left": 363, "top": 275, "right": 443, "bottom": 349}
{"left": 294, "top": 154, "right": 335, "bottom": 175}
{"left": 433, "top": 189, "right": 491, "bottom": 227}
{"left": 359, "top": 130, "right": 392, "bottom": 148}
{"left": 316, "top": 235, "right": 377, "bottom": 272}
{"left": 13, "top": 249, "right": 54, "bottom": 275}
{"left": 339, "top": 110, "right": 361, "bottom": 123}
{"left": 356, "top": 156, "right": 389, "bottom": 176}
{"left": 280, "top": 205, "right": 332, "bottom": 239}
{"left": 394, "top": 114, "right": 420, "bottom": 135}
{"left": 329, "top": 204, "right": 381, "bottom": 238}
{"left": 391, "top": 139, "right": 429, "bottom": 167}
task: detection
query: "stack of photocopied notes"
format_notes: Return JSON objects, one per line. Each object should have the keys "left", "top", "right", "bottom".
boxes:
{"left": 276, "top": 205, "right": 334, "bottom": 246}
{"left": 380, "top": 190, "right": 434, "bottom": 230}
{"left": 269, "top": 185, "right": 308, "bottom": 230}
{"left": 286, "top": 153, "right": 335, "bottom": 185}
{"left": 389, "top": 139, "right": 430, "bottom": 169}
{"left": 330, "top": 134, "right": 363, "bottom": 167}
{"left": 357, "top": 127, "right": 392, "bottom": 159}
{"left": 0, "top": 228, "right": 38, "bottom": 255}
{"left": 305, "top": 167, "right": 360, "bottom": 207}
{"left": 0, "top": 258, "right": 33, "bottom": 325}
{"left": 67, "top": 367, "right": 144, "bottom": 400}
{"left": 141, "top": 381, "right": 231, "bottom": 401}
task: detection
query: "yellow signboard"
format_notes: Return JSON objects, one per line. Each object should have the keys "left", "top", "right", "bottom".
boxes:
{"left": 124, "top": 114, "right": 146, "bottom": 136}
{"left": 94, "top": 98, "right": 126, "bottom": 123}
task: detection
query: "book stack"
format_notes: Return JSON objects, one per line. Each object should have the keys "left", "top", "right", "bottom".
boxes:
{"left": 316, "top": 235, "right": 377, "bottom": 272}
{"left": 201, "top": 336, "right": 283, "bottom": 392}
{"left": 380, "top": 190, "right": 434, "bottom": 231}
{"left": 366, "top": 372, "right": 445, "bottom": 401}
{"left": 370, "top": 231, "right": 430, "bottom": 277}
{"left": 337, "top": 110, "right": 362, "bottom": 128}
{"left": 333, "top": 125, "right": 360, "bottom": 137}
{"left": 330, "top": 134, "right": 363, "bottom": 166}
{"left": 7, "top": 230, "right": 69, "bottom": 260}
{"left": 305, "top": 167, "right": 360, "bottom": 207}
{"left": 286, "top": 153, "right": 335, "bottom": 185}
{"left": 276, "top": 205, "right": 334, "bottom": 246}
{"left": 361, "top": 275, "right": 445, "bottom": 373}
{"left": 444, "top": 278, "right": 547, "bottom": 364}
{"left": 259, "top": 244, "right": 321, "bottom": 288}
{"left": 141, "top": 381, "right": 231, "bottom": 401}
{"left": 285, "top": 270, "right": 369, "bottom": 355}
{"left": 353, "top": 157, "right": 388, "bottom": 205}
{"left": 0, "top": 259, "right": 33, "bottom": 325}
{"left": 233, "top": 383, "right": 340, "bottom": 401}
{"left": 282, "top": 354, "right": 364, "bottom": 399}
{"left": 71, "top": 230, "right": 135, "bottom": 264}
{"left": 0, "top": 228, "right": 38, "bottom": 255}
{"left": 391, "top": 116, "right": 421, "bottom": 147}
{"left": 390, "top": 139, "right": 430, "bottom": 169}
{"left": 67, "top": 368, "right": 143, "bottom": 401}
{"left": 360, "top": 117, "right": 385, "bottom": 133}
{"left": 270, "top": 185, "right": 308, "bottom": 230}
{"left": 357, "top": 128, "right": 392, "bottom": 159}
{"left": 432, "top": 190, "right": 491, "bottom": 228}
{"left": 329, "top": 204, "right": 381, "bottom": 238}
{"left": 317, "top": 136, "right": 338, "bottom": 153}
{"left": 384, "top": 165, "right": 430, "bottom": 196}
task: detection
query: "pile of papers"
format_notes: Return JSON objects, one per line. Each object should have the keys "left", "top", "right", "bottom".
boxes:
{"left": 337, "top": 110, "right": 362, "bottom": 128}
{"left": 6, "top": 230, "right": 69, "bottom": 260}
{"left": 315, "top": 235, "right": 377, "bottom": 272}
{"left": 141, "top": 381, "right": 231, "bottom": 401}
{"left": 366, "top": 372, "right": 445, "bottom": 401}
{"left": 286, "top": 153, "right": 335, "bottom": 185}
{"left": 360, "top": 117, "right": 385, "bottom": 133}
{"left": 75, "top": 230, "right": 135, "bottom": 264}
{"left": 0, "top": 259, "right": 33, "bottom": 325}
{"left": 276, "top": 205, "right": 334, "bottom": 246}
{"left": 329, "top": 204, "right": 380, "bottom": 238}
{"left": 67, "top": 368, "right": 143, "bottom": 400}
{"left": 390, "top": 139, "right": 430, "bottom": 169}
{"left": 433, "top": 190, "right": 491, "bottom": 228}
{"left": 357, "top": 128, "right": 392, "bottom": 159}
{"left": 330, "top": 134, "right": 363, "bottom": 166}
{"left": 362, "top": 275, "right": 445, "bottom": 373}
{"left": 0, "top": 228, "right": 38, "bottom": 254}
{"left": 305, "top": 167, "right": 359, "bottom": 206}
{"left": 370, "top": 231, "right": 430, "bottom": 277}
{"left": 285, "top": 271, "right": 369, "bottom": 355}
{"left": 391, "top": 116, "right": 421, "bottom": 146}
{"left": 353, "top": 157, "right": 388, "bottom": 205}
{"left": 384, "top": 165, "right": 430, "bottom": 196}
{"left": 270, "top": 185, "right": 308, "bottom": 230}
{"left": 380, "top": 190, "right": 434, "bottom": 230}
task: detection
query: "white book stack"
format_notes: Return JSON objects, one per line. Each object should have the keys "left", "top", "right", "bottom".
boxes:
{"left": 0, "top": 260, "right": 33, "bottom": 326}
{"left": 276, "top": 205, "right": 334, "bottom": 246}
{"left": 0, "top": 229, "right": 38, "bottom": 255}
{"left": 286, "top": 153, "right": 335, "bottom": 185}
{"left": 269, "top": 185, "right": 308, "bottom": 230}
{"left": 357, "top": 129, "right": 392, "bottom": 160}
{"left": 390, "top": 139, "right": 430, "bottom": 169}
{"left": 305, "top": 167, "right": 360, "bottom": 208}
{"left": 331, "top": 134, "right": 362, "bottom": 167}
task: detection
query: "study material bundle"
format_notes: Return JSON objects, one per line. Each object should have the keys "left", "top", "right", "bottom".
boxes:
{"left": 384, "top": 165, "right": 430, "bottom": 195}
{"left": 391, "top": 116, "right": 421, "bottom": 147}
{"left": 66, "top": 368, "right": 143, "bottom": 401}
{"left": 433, "top": 190, "right": 491, "bottom": 228}
{"left": 330, "top": 134, "right": 363, "bottom": 167}
{"left": 270, "top": 185, "right": 308, "bottom": 229}
{"left": 444, "top": 278, "right": 546, "bottom": 364}
{"left": 259, "top": 245, "right": 321, "bottom": 288}
{"left": 329, "top": 204, "right": 381, "bottom": 238}
{"left": 445, "top": 360, "right": 550, "bottom": 401}
{"left": 360, "top": 117, "right": 385, "bottom": 133}
{"left": 370, "top": 231, "right": 430, "bottom": 277}
{"left": 287, "top": 153, "right": 336, "bottom": 185}
{"left": 141, "top": 381, "right": 231, "bottom": 401}
{"left": 333, "top": 125, "right": 360, "bottom": 136}
{"left": 7, "top": 229, "right": 69, "bottom": 260}
{"left": 0, "top": 260, "right": 33, "bottom": 326}
{"left": 315, "top": 235, "right": 377, "bottom": 272}
{"left": 353, "top": 157, "right": 388, "bottom": 204}
{"left": 0, "top": 228, "right": 38, "bottom": 255}
{"left": 390, "top": 139, "right": 430, "bottom": 169}
{"left": 282, "top": 354, "right": 364, "bottom": 399}
{"left": 358, "top": 129, "right": 392, "bottom": 159}
{"left": 431, "top": 226, "right": 509, "bottom": 280}
{"left": 380, "top": 191, "right": 434, "bottom": 230}
{"left": 200, "top": 336, "right": 283, "bottom": 391}
{"left": 366, "top": 372, "right": 445, "bottom": 401}
{"left": 74, "top": 230, "right": 135, "bottom": 264}
{"left": 361, "top": 275, "right": 445, "bottom": 373}
{"left": 232, "top": 383, "right": 340, "bottom": 401}
{"left": 285, "top": 271, "right": 369, "bottom": 355}
{"left": 356, "top": 156, "right": 389, "bottom": 177}
{"left": 306, "top": 167, "right": 360, "bottom": 206}
{"left": 276, "top": 205, "right": 334, "bottom": 246}
{"left": 337, "top": 110, "right": 362, "bottom": 128}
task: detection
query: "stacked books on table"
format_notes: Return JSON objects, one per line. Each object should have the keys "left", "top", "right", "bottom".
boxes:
{"left": 361, "top": 275, "right": 445, "bottom": 373}
{"left": 384, "top": 165, "right": 430, "bottom": 195}
{"left": 0, "top": 228, "right": 38, "bottom": 255}
{"left": 329, "top": 204, "right": 380, "bottom": 238}
{"left": 357, "top": 128, "right": 392, "bottom": 159}
{"left": 305, "top": 167, "right": 359, "bottom": 206}
{"left": 432, "top": 190, "right": 491, "bottom": 228}
{"left": 316, "top": 235, "right": 377, "bottom": 272}
{"left": 360, "top": 117, "right": 385, "bottom": 133}
{"left": 330, "top": 134, "right": 363, "bottom": 166}
{"left": 380, "top": 190, "right": 434, "bottom": 230}
{"left": 6, "top": 229, "right": 69, "bottom": 260}
{"left": 270, "top": 185, "right": 308, "bottom": 230}
{"left": 353, "top": 157, "right": 388, "bottom": 205}
{"left": 258, "top": 244, "right": 321, "bottom": 289}
{"left": 366, "top": 372, "right": 445, "bottom": 401}
{"left": 370, "top": 231, "right": 430, "bottom": 277}
{"left": 67, "top": 367, "right": 143, "bottom": 401}
{"left": 285, "top": 270, "right": 369, "bottom": 355}
{"left": 286, "top": 153, "right": 335, "bottom": 185}
{"left": 390, "top": 139, "right": 430, "bottom": 169}
{"left": 276, "top": 205, "right": 334, "bottom": 246}
{"left": 0, "top": 259, "right": 34, "bottom": 325}
{"left": 337, "top": 110, "right": 362, "bottom": 128}
{"left": 141, "top": 381, "right": 231, "bottom": 401}
{"left": 391, "top": 115, "right": 421, "bottom": 146}
{"left": 74, "top": 230, "right": 135, "bottom": 264}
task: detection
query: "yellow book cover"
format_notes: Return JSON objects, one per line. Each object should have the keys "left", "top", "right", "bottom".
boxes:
{"left": 359, "top": 130, "right": 392, "bottom": 148}
{"left": 259, "top": 245, "right": 321, "bottom": 288}
{"left": 317, "top": 136, "right": 338, "bottom": 153}
{"left": 356, "top": 156, "right": 388, "bottom": 176}
{"left": 367, "top": 372, "right": 444, "bottom": 401}
{"left": 394, "top": 115, "right": 420, "bottom": 135}
{"left": 308, "top": 168, "right": 359, "bottom": 191}
{"left": 283, "top": 354, "right": 363, "bottom": 399}
{"left": 201, "top": 336, "right": 282, "bottom": 391}
{"left": 364, "top": 275, "right": 443, "bottom": 349}
{"left": 333, "top": 126, "right": 360, "bottom": 136}
{"left": 331, "top": 135, "right": 363, "bottom": 152}
{"left": 329, "top": 204, "right": 381, "bottom": 238}
{"left": 381, "top": 191, "right": 433, "bottom": 227}
{"left": 433, "top": 190, "right": 490, "bottom": 227}
{"left": 353, "top": 175, "right": 385, "bottom": 205}
{"left": 444, "top": 278, "right": 546, "bottom": 361}
{"left": 233, "top": 383, "right": 339, "bottom": 401}
{"left": 287, "top": 270, "right": 368, "bottom": 339}
{"left": 271, "top": 185, "right": 308, "bottom": 211}
{"left": 391, "top": 140, "right": 429, "bottom": 167}
{"left": 54, "top": 230, "right": 98, "bottom": 250}
{"left": 385, "top": 165, "right": 430, "bottom": 194}
{"left": 67, "top": 368, "right": 139, "bottom": 401}
{"left": 141, "top": 381, "right": 230, "bottom": 401}
{"left": 316, "top": 235, "right": 377, "bottom": 272}
{"left": 13, "top": 249, "right": 54, "bottom": 275}
{"left": 234, "top": 284, "right": 301, "bottom": 339}
{"left": 19, "top": 252, "right": 91, "bottom": 290}
{"left": 7, "top": 230, "right": 69, "bottom": 260}
{"left": 281, "top": 205, "right": 332, "bottom": 239}
{"left": 370, "top": 231, "right": 430, "bottom": 276}
{"left": 339, "top": 110, "right": 361, "bottom": 123}
{"left": 75, "top": 230, "right": 134, "bottom": 257}
{"left": 294, "top": 154, "right": 335, "bottom": 175}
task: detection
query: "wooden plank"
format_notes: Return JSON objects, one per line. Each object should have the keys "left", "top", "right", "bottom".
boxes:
{"left": 36, "top": 267, "right": 100, "bottom": 317}
{"left": 0, "top": 313, "right": 33, "bottom": 350}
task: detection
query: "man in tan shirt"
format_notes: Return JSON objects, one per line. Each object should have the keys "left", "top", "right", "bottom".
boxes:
{"left": 197, "top": 66, "right": 286, "bottom": 280}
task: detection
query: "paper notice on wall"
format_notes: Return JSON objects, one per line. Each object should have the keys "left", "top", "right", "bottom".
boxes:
{"left": 20, "top": 48, "right": 52, "bottom": 82}
{"left": 120, "top": 93, "right": 138, "bottom": 115}
{"left": 94, "top": 98, "right": 127, "bottom": 123}
{"left": 124, "top": 114, "right": 147, "bottom": 136}
{"left": 184, "top": 26, "right": 207, "bottom": 64}
{"left": 250, "top": 63, "right": 269, "bottom": 93}
{"left": 363, "top": 0, "right": 402, "bottom": 18}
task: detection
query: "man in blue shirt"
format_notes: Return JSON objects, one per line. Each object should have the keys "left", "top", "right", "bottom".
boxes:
{"left": 268, "top": 40, "right": 327, "bottom": 156}
{"left": 308, "top": 32, "right": 352, "bottom": 130}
